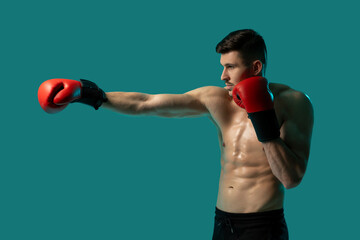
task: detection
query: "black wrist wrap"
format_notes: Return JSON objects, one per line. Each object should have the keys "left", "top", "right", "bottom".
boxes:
{"left": 248, "top": 109, "right": 280, "bottom": 142}
{"left": 72, "top": 79, "right": 108, "bottom": 110}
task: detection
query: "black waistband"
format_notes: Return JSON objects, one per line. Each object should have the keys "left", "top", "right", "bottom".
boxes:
{"left": 215, "top": 207, "right": 284, "bottom": 221}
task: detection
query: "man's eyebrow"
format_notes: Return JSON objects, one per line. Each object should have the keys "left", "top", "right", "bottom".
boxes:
{"left": 222, "top": 63, "right": 236, "bottom": 67}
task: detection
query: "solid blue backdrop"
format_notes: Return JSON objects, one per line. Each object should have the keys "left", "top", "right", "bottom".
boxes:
{"left": 1, "top": 0, "right": 359, "bottom": 239}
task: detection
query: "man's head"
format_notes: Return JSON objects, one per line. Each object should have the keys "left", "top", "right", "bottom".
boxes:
{"left": 216, "top": 29, "right": 267, "bottom": 95}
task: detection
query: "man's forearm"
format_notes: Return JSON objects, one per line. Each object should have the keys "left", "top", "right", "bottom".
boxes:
{"left": 102, "top": 92, "right": 150, "bottom": 115}
{"left": 262, "top": 138, "right": 306, "bottom": 189}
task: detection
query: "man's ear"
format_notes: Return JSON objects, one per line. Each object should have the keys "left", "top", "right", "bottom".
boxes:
{"left": 252, "top": 60, "right": 263, "bottom": 75}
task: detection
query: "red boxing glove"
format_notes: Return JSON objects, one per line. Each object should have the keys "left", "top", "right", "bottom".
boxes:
{"left": 38, "top": 78, "right": 82, "bottom": 113}
{"left": 233, "top": 76, "right": 274, "bottom": 112}
{"left": 38, "top": 78, "right": 107, "bottom": 114}
{"left": 233, "top": 76, "right": 280, "bottom": 142}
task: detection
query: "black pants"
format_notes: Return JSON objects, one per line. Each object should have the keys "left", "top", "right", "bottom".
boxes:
{"left": 212, "top": 207, "right": 289, "bottom": 240}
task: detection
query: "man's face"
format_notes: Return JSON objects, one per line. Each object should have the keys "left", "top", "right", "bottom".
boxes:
{"left": 220, "top": 51, "right": 253, "bottom": 96}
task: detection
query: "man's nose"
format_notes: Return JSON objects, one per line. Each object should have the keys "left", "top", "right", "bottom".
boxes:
{"left": 221, "top": 69, "right": 229, "bottom": 81}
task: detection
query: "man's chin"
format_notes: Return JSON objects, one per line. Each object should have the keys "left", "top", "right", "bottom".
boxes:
{"left": 223, "top": 86, "right": 233, "bottom": 97}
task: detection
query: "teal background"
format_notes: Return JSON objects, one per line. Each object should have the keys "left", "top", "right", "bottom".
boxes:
{"left": 1, "top": 0, "right": 359, "bottom": 239}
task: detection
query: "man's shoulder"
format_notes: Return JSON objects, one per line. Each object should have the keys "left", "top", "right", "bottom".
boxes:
{"left": 185, "top": 86, "right": 232, "bottom": 118}
{"left": 190, "top": 85, "right": 228, "bottom": 93}
{"left": 271, "top": 83, "right": 313, "bottom": 120}
{"left": 270, "top": 83, "right": 310, "bottom": 104}
{"left": 186, "top": 86, "right": 230, "bottom": 99}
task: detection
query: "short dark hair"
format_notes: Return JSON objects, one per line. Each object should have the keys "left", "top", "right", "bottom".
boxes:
{"left": 216, "top": 29, "right": 267, "bottom": 71}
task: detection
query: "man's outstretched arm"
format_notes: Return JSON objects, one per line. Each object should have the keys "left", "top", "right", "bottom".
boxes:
{"left": 37, "top": 77, "right": 211, "bottom": 118}
{"left": 103, "top": 90, "right": 210, "bottom": 118}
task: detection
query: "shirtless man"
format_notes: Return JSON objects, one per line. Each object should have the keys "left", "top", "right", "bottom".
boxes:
{"left": 38, "top": 29, "right": 314, "bottom": 240}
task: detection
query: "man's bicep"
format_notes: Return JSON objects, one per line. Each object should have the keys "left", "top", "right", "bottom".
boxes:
{"left": 143, "top": 89, "right": 209, "bottom": 118}
{"left": 280, "top": 92, "right": 314, "bottom": 163}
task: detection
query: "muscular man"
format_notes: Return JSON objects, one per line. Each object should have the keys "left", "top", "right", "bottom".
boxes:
{"left": 38, "top": 29, "right": 314, "bottom": 240}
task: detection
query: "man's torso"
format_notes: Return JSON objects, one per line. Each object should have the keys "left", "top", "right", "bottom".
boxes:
{"left": 205, "top": 83, "right": 291, "bottom": 213}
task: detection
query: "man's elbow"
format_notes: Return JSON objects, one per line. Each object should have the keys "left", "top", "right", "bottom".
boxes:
{"left": 283, "top": 176, "right": 303, "bottom": 189}
{"left": 283, "top": 163, "right": 307, "bottom": 189}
